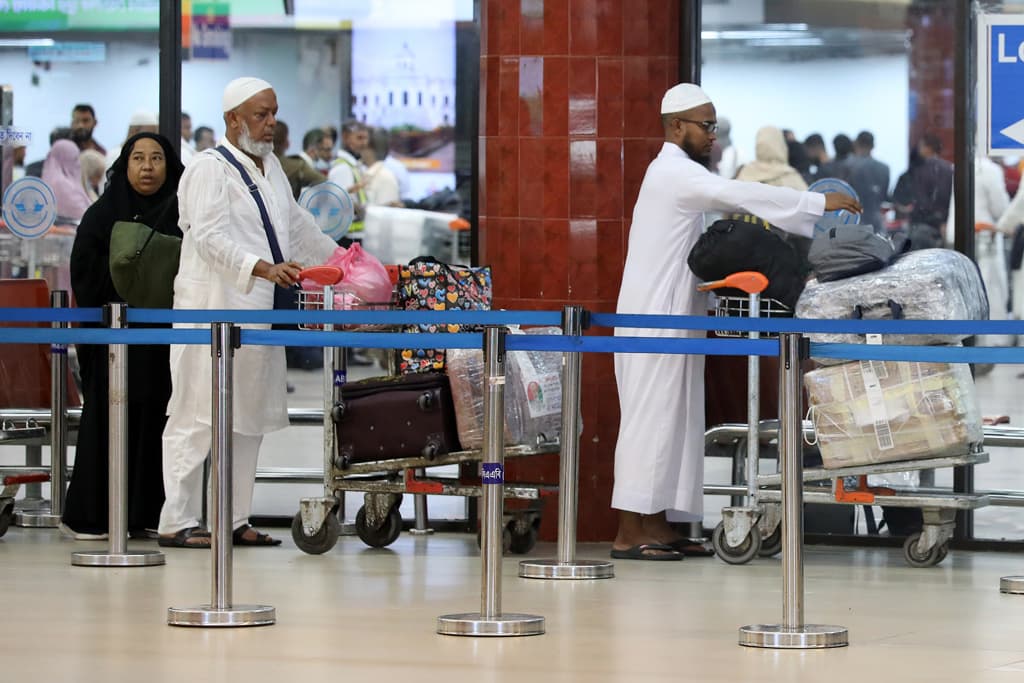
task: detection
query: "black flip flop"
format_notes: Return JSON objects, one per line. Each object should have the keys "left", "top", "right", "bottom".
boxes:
{"left": 609, "top": 543, "right": 682, "bottom": 561}
{"left": 232, "top": 524, "right": 282, "bottom": 547}
{"left": 157, "top": 526, "right": 211, "bottom": 549}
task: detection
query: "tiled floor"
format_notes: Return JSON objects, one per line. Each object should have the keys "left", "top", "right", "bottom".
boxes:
{"left": 3, "top": 526, "right": 1024, "bottom": 682}
{"left": 5, "top": 362, "right": 1024, "bottom": 680}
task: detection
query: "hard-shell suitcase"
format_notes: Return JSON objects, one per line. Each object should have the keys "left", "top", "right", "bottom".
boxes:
{"left": 335, "top": 372, "right": 462, "bottom": 467}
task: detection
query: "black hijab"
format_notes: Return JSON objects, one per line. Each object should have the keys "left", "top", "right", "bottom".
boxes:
{"left": 95, "top": 132, "right": 185, "bottom": 236}
{"left": 71, "top": 132, "right": 185, "bottom": 310}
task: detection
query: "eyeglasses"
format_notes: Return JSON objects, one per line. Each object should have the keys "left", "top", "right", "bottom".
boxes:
{"left": 674, "top": 118, "right": 719, "bottom": 134}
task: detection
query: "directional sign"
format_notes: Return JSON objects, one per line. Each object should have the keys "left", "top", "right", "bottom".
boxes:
{"left": 981, "top": 15, "right": 1024, "bottom": 156}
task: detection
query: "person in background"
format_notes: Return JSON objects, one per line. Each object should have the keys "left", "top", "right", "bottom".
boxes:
{"left": 322, "top": 124, "right": 339, "bottom": 159}
{"left": 361, "top": 127, "right": 402, "bottom": 206}
{"left": 897, "top": 134, "right": 953, "bottom": 249}
{"left": 611, "top": 83, "right": 860, "bottom": 560}
{"left": 274, "top": 119, "right": 325, "bottom": 199}
{"left": 783, "top": 129, "right": 812, "bottom": 184}
{"left": 79, "top": 148, "right": 106, "bottom": 201}
{"left": 373, "top": 127, "right": 411, "bottom": 202}
{"left": 803, "top": 133, "right": 829, "bottom": 182}
{"left": 62, "top": 132, "right": 184, "bottom": 540}
{"left": 328, "top": 119, "right": 369, "bottom": 203}
{"left": 736, "top": 126, "right": 808, "bottom": 191}
{"left": 714, "top": 117, "right": 741, "bottom": 180}
{"left": 106, "top": 110, "right": 160, "bottom": 169}
{"left": 179, "top": 112, "right": 196, "bottom": 165}
{"left": 193, "top": 126, "right": 216, "bottom": 152}
{"left": 736, "top": 125, "right": 812, "bottom": 273}
{"left": 71, "top": 103, "right": 106, "bottom": 156}
{"left": 42, "top": 139, "right": 92, "bottom": 223}
{"left": 158, "top": 77, "right": 339, "bottom": 548}
{"left": 300, "top": 127, "right": 332, "bottom": 174}
{"left": 25, "top": 127, "right": 72, "bottom": 178}
{"left": 847, "top": 131, "right": 890, "bottom": 232}
{"left": 820, "top": 133, "right": 854, "bottom": 180}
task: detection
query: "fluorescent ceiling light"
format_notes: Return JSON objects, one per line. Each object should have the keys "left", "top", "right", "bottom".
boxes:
{"left": 0, "top": 38, "right": 55, "bottom": 47}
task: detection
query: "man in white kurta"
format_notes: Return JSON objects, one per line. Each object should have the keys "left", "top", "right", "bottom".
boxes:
{"left": 158, "top": 77, "right": 338, "bottom": 547}
{"left": 611, "top": 84, "right": 861, "bottom": 560}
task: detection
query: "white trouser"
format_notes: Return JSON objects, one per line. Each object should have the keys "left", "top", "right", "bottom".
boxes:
{"left": 158, "top": 409, "right": 263, "bottom": 535}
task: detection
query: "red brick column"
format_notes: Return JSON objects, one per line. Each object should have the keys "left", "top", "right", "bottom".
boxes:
{"left": 478, "top": 0, "right": 681, "bottom": 541}
{"left": 907, "top": 3, "right": 955, "bottom": 160}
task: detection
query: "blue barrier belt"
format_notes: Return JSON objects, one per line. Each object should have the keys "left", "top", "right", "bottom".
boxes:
{"left": 2, "top": 324, "right": 1024, "bottom": 363}
{"left": 589, "top": 312, "right": 1024, "bottom": 336}
{"left": 125, "top": 308, "right": 563, "bottom": 327}
{"left": 2, "top": 307, "right": 1023, "bottom": 336}
{"left": 0, "top": 308, "right": 104, "bottom": 323}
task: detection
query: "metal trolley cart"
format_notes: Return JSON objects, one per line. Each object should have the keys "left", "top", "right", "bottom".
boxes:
{"left": 701, "top": 271, "right": 989, "bottom": 568}
{"left": 289, "top": 282, "right": 558, "bottom": 555}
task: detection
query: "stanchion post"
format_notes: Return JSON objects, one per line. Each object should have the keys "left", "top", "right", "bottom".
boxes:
{"left": 16, "top": 290, "right": 70, "bottom": 527}
{"left": 519, "top": 305, "right": 613, "bottom": 580}
{"left": 168, "top": 322, "right": 274, "bottom": 627}
{"left": 72, "top": 303, "right": 164, "bottom": 567}
{"left": 738, "top": 333, "right": 846, "bottom": 649}
{"left": 438, "top": 326, "right": 544, "bottom": 636}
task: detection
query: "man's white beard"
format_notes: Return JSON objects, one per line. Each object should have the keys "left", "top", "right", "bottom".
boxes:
{"left": 238, "top": 121, "right": 273, "bottom": 157}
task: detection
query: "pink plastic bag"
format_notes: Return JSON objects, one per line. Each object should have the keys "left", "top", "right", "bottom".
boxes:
{"left": 329, "top": 243, "right": 393, "bottom": 303}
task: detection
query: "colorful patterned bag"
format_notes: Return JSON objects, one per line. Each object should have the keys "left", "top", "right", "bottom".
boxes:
{"left": 397, "top": 257, "right": 492, "bottom": 374}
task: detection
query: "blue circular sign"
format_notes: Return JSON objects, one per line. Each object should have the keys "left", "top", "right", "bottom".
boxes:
{"left": 298, "top": 182, "right": 354, "bottom": 241}
{"left": 808, "top": 177, "right": 861, "bottom": 235}
{"left": 2, "top": 177, "right": 57, "bottom": 240}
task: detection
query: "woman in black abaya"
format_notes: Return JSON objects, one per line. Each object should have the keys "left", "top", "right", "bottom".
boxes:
{"left": 62, "top": 133, "right": 184, "bottom": 538}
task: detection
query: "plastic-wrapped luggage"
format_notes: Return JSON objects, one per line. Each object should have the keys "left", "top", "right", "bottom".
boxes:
{"left": 804, "top": 360, "right": 982, "bottom": 469}
{"left": 795, "top": 248, "right": 989, "bottom": 347}
{"left": 447, "top": 327, "right": 563, "bottom": 450}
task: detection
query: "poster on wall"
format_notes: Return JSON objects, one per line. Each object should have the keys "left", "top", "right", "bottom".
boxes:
{"left": 186, "top": 1, "right": 232, "bottom": 61}
{"left": 351, "top": 21, "right": 456, "bottom": 198}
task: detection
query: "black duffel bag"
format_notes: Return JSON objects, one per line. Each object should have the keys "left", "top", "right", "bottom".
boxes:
{"left": 688, "top": 217, "right": 806, "bottom": 308}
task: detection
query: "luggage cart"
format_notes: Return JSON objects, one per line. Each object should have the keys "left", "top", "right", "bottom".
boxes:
{"left": 702, "top": 271, "right": 990, "bottom": 567}
{"left": 290, "top": 282, "right": 558, "bottom": 555}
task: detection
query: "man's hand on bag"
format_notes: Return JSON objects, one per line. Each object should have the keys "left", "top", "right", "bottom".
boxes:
{"left": 253, "top": 260, "right": 303, "bottom": 287}
{"left": 823, "top": 192, "right": 862, "bottom": 214}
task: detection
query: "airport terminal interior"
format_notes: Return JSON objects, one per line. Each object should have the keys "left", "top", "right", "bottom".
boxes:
{"left": 5, "top": 1, "right": 1024, "bottom": 681}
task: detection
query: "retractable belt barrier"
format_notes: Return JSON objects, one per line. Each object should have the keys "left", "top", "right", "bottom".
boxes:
{"left": 4, "top": 305, "right": 1024, "bottom": 643}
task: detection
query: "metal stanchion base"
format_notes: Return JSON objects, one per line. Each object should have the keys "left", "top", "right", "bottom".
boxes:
{"left": 437, "top": 613, "right": 545, "bottom": 637}
{"left": 1000, "top": 576, "right": 1024, "bottom": 594}
{"left": 738, "top": 624, "right": 848, "bottom": 649}
{"left": 15, "top": 497, "right": 48, "bottom": 512}
{"left": 168, "top": 604, "right": 276, "bottom": 627}
{"left": 408, "top": 528, "right": 434, "bottom": 536}
{"left": 71, "top": 550, "right": 166, "bottom": 567}
{"left": 14, "top": 510, "right": 61, "bottom": 527}
{"left": 518, "top": 559, "right": 615, "bottom": 580}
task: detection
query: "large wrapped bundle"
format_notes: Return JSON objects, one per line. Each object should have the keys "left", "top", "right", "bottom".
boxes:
{"left": 805, "top": 360, "right": 982, "bottom": 470}
{"left": 447, "top": 327, "right": 563, "bottom": 450}
{"left": 795, "top": 248, "right": 988, "bottom": 347}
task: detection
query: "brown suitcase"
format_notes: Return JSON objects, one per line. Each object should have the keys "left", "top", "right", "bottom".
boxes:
{"left": 335, "top": 373, "right": 462, "bottom": 467}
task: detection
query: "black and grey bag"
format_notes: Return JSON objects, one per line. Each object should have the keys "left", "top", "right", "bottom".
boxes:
{"left": 808, "top": 225, "right": 898, "bottom": 282}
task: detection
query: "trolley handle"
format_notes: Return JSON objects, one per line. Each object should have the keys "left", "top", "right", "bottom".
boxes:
{"left": 697, "top": 271, "right": 769, "bottom": 295}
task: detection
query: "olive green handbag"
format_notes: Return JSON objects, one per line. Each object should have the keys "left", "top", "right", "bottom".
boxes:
{"left": 109, "top": 220, "right": 181, "bottom": 309}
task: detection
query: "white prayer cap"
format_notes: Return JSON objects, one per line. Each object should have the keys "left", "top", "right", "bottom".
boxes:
{"left": 128, "top": 109, "right": 159, "bottom": 126}
{"left": 222, "top": 76, "right": 274, "bottom": 113}
{"left": 660, "top": 83, "right": 712, "bottom": 115}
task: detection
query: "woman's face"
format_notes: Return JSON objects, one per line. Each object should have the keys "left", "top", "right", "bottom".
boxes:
{"left": 126, "top": 138, "right": 167, "bottom": 196}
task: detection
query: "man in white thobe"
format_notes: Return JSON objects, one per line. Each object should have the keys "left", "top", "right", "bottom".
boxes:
{"left": 157, "top": 77, "right": 338, "bottom": 548}
{"left": 611, "top": 83, "right": 861, "bottom": 560}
